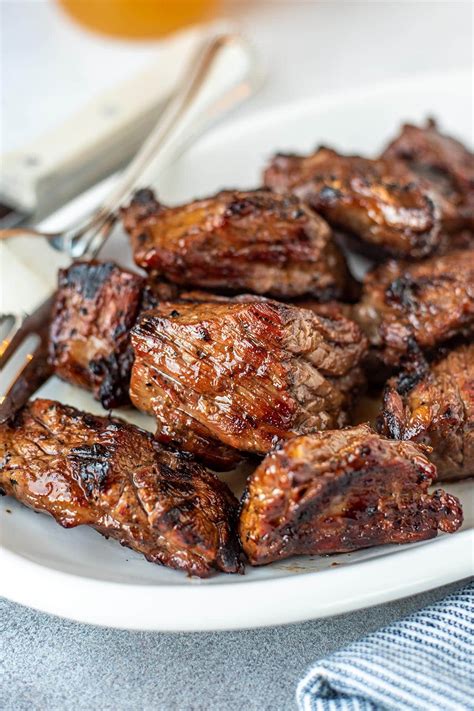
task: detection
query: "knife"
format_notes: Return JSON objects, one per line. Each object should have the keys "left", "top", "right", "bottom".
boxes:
{"left": 0, "top": 23, "right": 213, "bottom": 228}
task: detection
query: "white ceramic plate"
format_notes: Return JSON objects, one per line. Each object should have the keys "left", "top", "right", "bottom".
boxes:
{"left": 1, "top": 69, "right": 473, "bottom": 631}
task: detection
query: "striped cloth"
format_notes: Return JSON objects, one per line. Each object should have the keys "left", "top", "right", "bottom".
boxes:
{"left": 296, "top": 581, "right": 474, "bottom": 711}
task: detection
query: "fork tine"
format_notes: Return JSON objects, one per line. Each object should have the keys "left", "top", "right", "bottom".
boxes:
{"left": 0, "top": 295, "right": 55, "bottom": 370}
{"left": 0, "top": 315, "right": 15, "bottom": 344}
{"left": 0, "top": 342, "right": 53, "bottom": 424}
{"left": 0, "top": 314, "right": 26, "bottom": 369}
{"left": 0, "top": 294, "right": 55, "bottom": 422}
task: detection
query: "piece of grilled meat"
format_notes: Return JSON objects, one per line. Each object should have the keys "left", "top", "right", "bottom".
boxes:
{"left": 239, "top": 424, "right": 463, "bottom": 565}
{"left": 121, "top": 188, "right": 353, "bottom": 301}
{"left": 0, "top": 399, "right": 243, "bottom": 577}
{"left": 354, "top": 249, "right": 474, "bottom": 367}
{"left": 264, "top": 147, "right": 443, "bottom": 259}
{"left": 49, "top": 261, "right": 177, "bottom": 409}
{"left": 382, "top": 118, "right": 474, "bottom": 235}
{"left": 379, "top": 343, "right": 474, "bottom": 482}
{"left": 49, "top": 261, "right": 144, "bottom": 408}
{"left": 130, "top": 299, "right": 367, "bottom": 468}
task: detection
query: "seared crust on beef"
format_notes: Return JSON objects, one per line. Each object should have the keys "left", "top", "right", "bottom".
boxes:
{"left": 381, "top": 118, "right": 474, "bottom": 235}
{"left": 0, "top": 399, "right": 243, "bottom": 577}
{"left": 129, "top": 299, "right": 367, "bottom": 467}
{"left": 379, "top": 343, "right": 474, "bottom": 482}
{"left": 354, "top": 249, "right": 474, "bottom": 367}
{"left": 49, "top": 261, "right": 177, "bottom": 409}
{"left": 239, "top": 424, "right": 463, "bottom": 565}
{"left": 121, "top": 188, "right": 353, "bottom": 301}
{"left": 263, "top": 147, "right": 443, "bottom": 259}
{"left": 49, "top": 262, "right": 146, "bottom": 408}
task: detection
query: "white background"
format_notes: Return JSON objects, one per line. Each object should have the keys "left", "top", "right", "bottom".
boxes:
{"left": 1, "top": 0, "right": 473, "bottom": 153}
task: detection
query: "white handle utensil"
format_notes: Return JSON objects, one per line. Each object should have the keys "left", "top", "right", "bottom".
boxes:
{"left": 0, "top": 25, "right": 214, "bottom": 224}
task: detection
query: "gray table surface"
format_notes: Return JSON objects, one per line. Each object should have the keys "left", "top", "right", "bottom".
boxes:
{"left": 0, "top": 581, "right": 470, "bottom": 711}
{"left": 1, "top": 2, "right": 472, "bottom": 710}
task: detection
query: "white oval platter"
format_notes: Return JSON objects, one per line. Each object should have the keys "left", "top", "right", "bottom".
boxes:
{"left": 1, "top": 69, "right": 472, "bottom": 630}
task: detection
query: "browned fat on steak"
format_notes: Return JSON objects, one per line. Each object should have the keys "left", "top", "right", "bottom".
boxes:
{"left": 49, "top": 261, "right": 176, "bottom": 409}
{"left": 264, "top": 146, "right": 444, "bottom": 259}
{"left": 0, "top": 399, "right": 243, "bottom": 577}
{"left": 379, "top": 343, "right": 474, "bottom": 482}
{"left": 381, "top": 118, "right": 474, "bottom": 237}
{"left": 354, "top": 249, "right": 474, "bottom": 367}
{"left": 121, "top": 188, "right": 354, "bottom": 301}
{"left": 239, "top": 424, "right": 463, "bottom": 566}
{"left": 129, "top": 299, "right": 367, "bottom": 469}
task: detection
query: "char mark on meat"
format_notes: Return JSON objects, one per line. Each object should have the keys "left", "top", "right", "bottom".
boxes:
{"left": 378, "top": 343, "right": 474, "bottom": 482}
{"left": 381, "top": 118, "right": 474, "bottom": 238}
{"left": 353, "top": 249, "right": 474, "bottom": 367}
{"left": 239, "top": 424, "right": 463, "bottom": 565}
{"left": 129, "top": 298, "right": 367, "bottom": 467}
{"left": 263, "top": 146, "right": 445, "bottom": 259}
{"left": 49, "top": 261, "right": 177, "bottom": 409}
{"left": 0, "top": 399, "right": 243, "bottom": 577}
{"left": 121, "top": 188, "right": 354, "bottom": 301}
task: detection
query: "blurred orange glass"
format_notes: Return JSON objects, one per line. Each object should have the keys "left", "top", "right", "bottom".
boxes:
{"left": 57, "top": 0, "right": 219, "bottom": 39}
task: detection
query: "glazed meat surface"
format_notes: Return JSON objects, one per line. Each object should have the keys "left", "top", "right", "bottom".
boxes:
{"left": 49, "top": 262, "right": 145, "bottom": 409}
{"left": 382, "top": 119, "right": 474, "bottom": 234}
{"left": 379, "top": 343, "right": 474, "bottom": 482}
{"left": 239, "top": 424, "right": 463, "bottom": 565}
{"left": 49, "top": 261, "right": 176, "bottom": 409}
{"left": 121, "top": 188, "right": 352, "bottom": 300}
{"left": 0, "top": 400, "right": 242, "bottom": 577}
{"left": 130, "top": 299, "right": 367, "bottom": 468}
{"left": 354, "top": 249, "right": 474, "bottom": 367}
{"left": 264, "top": 147, "right": 442, "bottom": 259}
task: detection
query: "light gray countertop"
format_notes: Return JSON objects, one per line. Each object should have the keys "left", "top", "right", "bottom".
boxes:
{"left": 1, "top": 582, "right": 469, "bottom": 711}
{"left": 1, "top": 2, "right": 472, "bottom": 709}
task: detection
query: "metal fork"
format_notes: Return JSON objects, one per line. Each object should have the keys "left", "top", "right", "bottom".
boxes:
{"left": 0, "top": 31, "right": 262, "bottom": 423}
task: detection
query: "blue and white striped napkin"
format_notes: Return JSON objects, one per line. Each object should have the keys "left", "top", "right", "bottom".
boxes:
{"left": 297, "top": 581, "right": 473, "bottom": 711}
